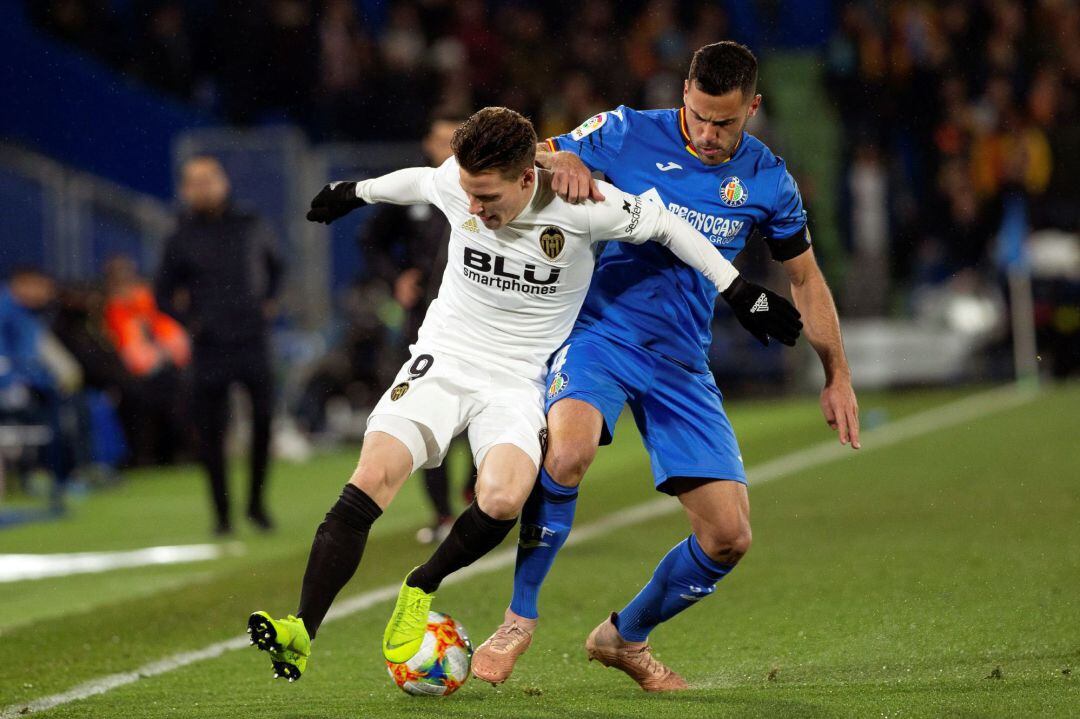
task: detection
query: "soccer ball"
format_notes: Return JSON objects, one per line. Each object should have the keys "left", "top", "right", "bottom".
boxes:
{"left": 386, "top": 611, "right": 473, "bottom": 696}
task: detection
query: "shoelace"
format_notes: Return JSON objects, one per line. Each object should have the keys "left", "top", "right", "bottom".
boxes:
{"left": 627, "top": 644, "right": 668, "bottom": 677}
{"left": 400, "top": 595, "right": 429, "bottom": 635}
{"left": 283, "top": 616, "right": 300, "bottom": 647}
{"left": 488, "top": 621, "right": 529, "bottom": 652}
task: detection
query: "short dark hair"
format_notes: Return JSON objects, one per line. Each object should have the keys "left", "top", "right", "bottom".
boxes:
{"left": 688, "top": 41, "right": 758, "bottom": 98}
{"left": 451, "top": 107, "right": 537, "bottom": 177}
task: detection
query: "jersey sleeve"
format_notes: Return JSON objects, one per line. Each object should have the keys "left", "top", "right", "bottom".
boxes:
{"left": 355, "top": 157, "right": 455, "bottom": 211}
{"left": 546, "top": 106, "right": 632, "bottom": 175}
{"left": 586, "top": 182, "right": 739, "bottom": 292}
{"left": 422, "top": 155, "right": 461, "bottom": 213}
{"left": 761, "top": 164, "right": 811, "bottom": 262}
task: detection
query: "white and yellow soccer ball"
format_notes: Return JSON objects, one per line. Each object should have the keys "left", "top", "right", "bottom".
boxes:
{"left": 386, "top": 611, "right": 472, "bottom": 696}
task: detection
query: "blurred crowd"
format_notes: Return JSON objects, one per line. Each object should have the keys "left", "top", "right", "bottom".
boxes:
{"left": 27, "top": 0, "right": 720, "bottom": 140}
{"left": 30, "top": 1, "right": 1080, "bottom": 279}
{"left": 826, "top": 0, "right": 1080, "bottom": 312}
{"left": 0, "top": 262, "right": 191, "bottom": 510}
{"left": 1, "top": 156, "right": 282, "bottom": 530}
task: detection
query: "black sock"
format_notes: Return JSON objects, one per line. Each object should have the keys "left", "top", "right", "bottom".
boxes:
{"left": 296, "top": 484, "right": 382, "bottom": 638}
{"left": 407, "top": 502, "right": 517, "bottom": 593}
{"left": 423, "top": 465, "right": 452, "bottom": 519}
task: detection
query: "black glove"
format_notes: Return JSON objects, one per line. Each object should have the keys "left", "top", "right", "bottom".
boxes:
{"left": 720, "top": 276, "right": 803, "bottom": 347}
{"left": 306, "top": 182, "right": 366, "bottom": 224}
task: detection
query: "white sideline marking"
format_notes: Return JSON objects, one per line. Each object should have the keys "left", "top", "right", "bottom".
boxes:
{"left": 1, "top": 385, "right": 1037, "bottom": 717}
{"left": 0, "top": 544, "right": 243, "bottom": 583}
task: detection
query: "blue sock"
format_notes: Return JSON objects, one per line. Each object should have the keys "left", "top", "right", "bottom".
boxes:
{"left": 614, "top": 535, "right": 734, "bottom": 642}
{"left": 509, "top": 467, "right": 578, "bottom": 619}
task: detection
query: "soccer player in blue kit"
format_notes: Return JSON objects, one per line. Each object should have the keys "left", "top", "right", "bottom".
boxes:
{"left": 472, "top": 42, "right": 861, "bottom": 691}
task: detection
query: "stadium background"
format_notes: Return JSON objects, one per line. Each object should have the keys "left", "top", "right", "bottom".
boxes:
{"left": 1, "top": 1, "right": 1078, "bottom": 717}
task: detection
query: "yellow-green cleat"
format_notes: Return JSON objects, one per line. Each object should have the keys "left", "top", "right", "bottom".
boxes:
{"left": 247, "top": 611, "right": 311, "bottom": 682}
{"left": 382, "top": 577, "right": 435, "bottom": 663}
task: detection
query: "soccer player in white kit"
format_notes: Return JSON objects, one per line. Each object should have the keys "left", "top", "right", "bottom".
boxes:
{"left": 246, "top": 107, "right": 801, "bottom": 680}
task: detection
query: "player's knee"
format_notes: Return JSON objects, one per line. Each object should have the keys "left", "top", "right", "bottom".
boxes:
{"left": 349, "top": 462, "right": 393, "bottom": 499}
{"left": 544, "top": 441, "right": 596, "bottom": 488}
{"left": 476, "top": 484, "right": 527, "bottom": 521}
{"left": 695, "top": 523, "right": 752, "bottom": 565}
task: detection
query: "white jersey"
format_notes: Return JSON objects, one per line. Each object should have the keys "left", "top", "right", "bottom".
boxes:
{"left": 355, "top": 156, "right": 738, "bottom": 383}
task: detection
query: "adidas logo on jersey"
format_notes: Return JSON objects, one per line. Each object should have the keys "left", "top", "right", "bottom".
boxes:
{"left": 750, "top": 293, "right": 769, "bottom": 313}
{"left": 461, "top": 217, "right": 479, "bottom": 232}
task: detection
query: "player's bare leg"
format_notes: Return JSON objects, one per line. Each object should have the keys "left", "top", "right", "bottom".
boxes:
{"left": 249, "top": 431, "right": 413, "bottom": 680}
{"left": 474, "top": 399, "right": 604, "bottom": 684}
{"left": 386, "top": 443, "right": 537, "bottom": 662}
{"left": 676, "top": 478, "right": 751, "bottom": 568}
{"left": 588, "top": 479, "right": 749, "bottom": 691}
{"left": 473, "top": 443, "right": 541, "bottom": 518}
{"left": 408, "top": 442, "right": 539, "bottom": 592}
{"left": 346, "top": 430, "right": 416, "bottom": 508}
{"left": 538, "top": 398, "right": 606, "bottom": 492}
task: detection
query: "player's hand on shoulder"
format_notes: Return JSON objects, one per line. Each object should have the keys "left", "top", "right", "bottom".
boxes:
{"left": 551, "top": 152, "right": 605, "bottom": 204}
{"left": 720, "top": 276, "right": 803, "bottom": 347}
{"left": 306, "top": 181, "right": 367, "bottom": 224}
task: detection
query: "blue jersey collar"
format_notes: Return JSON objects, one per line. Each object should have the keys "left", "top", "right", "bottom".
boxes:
{"left": 676, "top": 107, "right": 748, "bottom": 165}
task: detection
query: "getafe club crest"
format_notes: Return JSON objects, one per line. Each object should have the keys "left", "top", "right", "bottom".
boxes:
{"left": 547, "top": 372, "right": 569, "bottom": 399}
{"left": 539, "top": 226, "right": 565, "bottom": 260}
{"left": 390, "top": 382, "right": 409, "bottom": 401}
{"left": 719, "top": 176, "right": 748, "bottom": 207}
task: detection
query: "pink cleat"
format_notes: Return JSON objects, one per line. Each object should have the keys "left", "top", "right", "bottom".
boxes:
{"left": 471, "top": 608, "right": 538, "bottom": 685}
{"left": 584, "top": 613, "right": 689, "bottom": 692}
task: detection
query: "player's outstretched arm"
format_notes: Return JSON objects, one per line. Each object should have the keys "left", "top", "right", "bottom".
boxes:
{"left": 588, "top": 189, "right": 802, "bottom": 347}
{"left": 306, "top": 167, "right": 438, "bottom": 224}
{"left": 783, "top": 248, "right": 860, "bottom": 449}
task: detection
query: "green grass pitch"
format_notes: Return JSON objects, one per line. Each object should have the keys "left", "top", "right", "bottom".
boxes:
{"left": 2, "top": 383, "right": 1078, "bottom": 717}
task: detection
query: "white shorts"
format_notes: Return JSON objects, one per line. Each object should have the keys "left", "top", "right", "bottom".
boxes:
{"left": 366, "top": 348, "right": 546, "bottom": 473}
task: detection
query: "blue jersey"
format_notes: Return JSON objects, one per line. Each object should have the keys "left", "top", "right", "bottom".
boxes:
{"left": 549, "top": 106, "right": 810, "bottom": 371}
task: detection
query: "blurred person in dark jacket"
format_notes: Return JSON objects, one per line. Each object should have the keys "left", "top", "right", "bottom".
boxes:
{"left": 52, "top": 283, "right": 127, "bottom": 397}
{"left": 358, "top": 112, "right": 476, "bottom": 544}
{"left": 52, "top": 282, "right": 143, "bottom": 466}
{"left": 362, "top": 113, "right": 462, "bottom": 344}
{"left": 156, "top": 156, "right": 283, "bottom": 535}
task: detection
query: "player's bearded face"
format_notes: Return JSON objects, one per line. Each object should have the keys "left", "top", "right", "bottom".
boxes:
{"left": 683, "top": 82, "right": 762, "bottom": 165}
{"left": 458, "top": 166, "right": 536, "bottom": 230}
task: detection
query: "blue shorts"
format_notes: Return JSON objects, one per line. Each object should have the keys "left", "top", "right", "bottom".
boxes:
{"left": 544, "top": 329, "right": 746, "bottom": 492}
